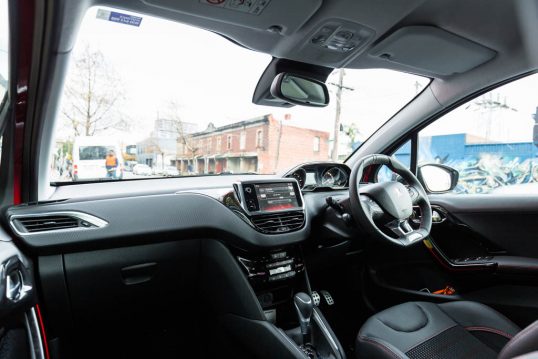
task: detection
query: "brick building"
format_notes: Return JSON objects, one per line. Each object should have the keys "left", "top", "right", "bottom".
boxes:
{"left": 176, "top": 114, "right": 329, "bottom": 174}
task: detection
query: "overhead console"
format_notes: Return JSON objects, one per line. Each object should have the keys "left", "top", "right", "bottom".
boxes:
{"left": 230, "top": 179, "right": 306, "bottom": 234}
{"left": 141, "top": 0, "right": 322, "bottom": 35}
{"left": 300, "top": 19, "right": 375, "bottom": 66}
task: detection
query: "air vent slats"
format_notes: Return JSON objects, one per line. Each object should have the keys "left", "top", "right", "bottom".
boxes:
{"left": 15, "top": 215, "right": 80, "bottom": 233}
{"left": 251, "top": 211, "right": 305, "bottom": 234}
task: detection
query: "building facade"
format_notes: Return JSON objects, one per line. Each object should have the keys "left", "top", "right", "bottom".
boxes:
{"left": 176, "top": 114, "right": 329, "bottom": 174}
{"left": 137, "top": 118, "right": 197, "bottom": 168}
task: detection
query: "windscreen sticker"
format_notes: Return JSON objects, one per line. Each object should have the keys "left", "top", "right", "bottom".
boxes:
{"left": 96, "top": 9, "right": 143, "bottom": 27}
{"left": 200, "top": 0, "right": 271, "bottom": 15}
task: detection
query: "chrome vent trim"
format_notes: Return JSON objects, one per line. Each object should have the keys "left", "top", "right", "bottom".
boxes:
{"left": 10, "top": 211, "right": 108, "bottom": 236}
{"left": 251, "top": 211, "right": 305, "bottom": 234}
{"left": 17, "top": 216, "right": 79, "bottom": 232}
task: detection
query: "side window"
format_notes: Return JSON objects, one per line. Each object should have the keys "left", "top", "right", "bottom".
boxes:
{"left": 0, "top": 0, "right": 8, "bottom": 105}
{"left": 418, "top": 74, "right": 538, "bottom": 194}
{"left": 378, "top": 140, "right": 411, "bottom": 182}
{"left": 0, "top": 0, "right": 8, "bottom": 167}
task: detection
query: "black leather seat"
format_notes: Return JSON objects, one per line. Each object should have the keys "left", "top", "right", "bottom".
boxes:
{"left": 356, "top": 301, "right": 538, "bottom": 359}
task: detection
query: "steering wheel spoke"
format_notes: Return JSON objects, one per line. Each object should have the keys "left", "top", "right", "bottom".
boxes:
{"left": 385, "top": 219, "right": 425, "bottom": 245}
{"left": 386, "top": 218, "right": 413, "bottom": 237}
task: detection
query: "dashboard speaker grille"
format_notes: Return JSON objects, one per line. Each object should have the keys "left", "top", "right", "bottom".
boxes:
{"left": 251, "top": 211, "right": 305, "bottom": 234}
{"left": 14, "top": 215, "right": 80, "bottom": 233}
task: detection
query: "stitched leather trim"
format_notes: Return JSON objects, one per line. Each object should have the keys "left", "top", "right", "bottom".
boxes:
{"left": 358, "top": 336, "right": 406, "bottom": 359}
{"left": 465, "top": 326, "right": 513, "bottom": 339}
{"left": 498, "top": 320, "right": 538, "bottom": 358}
{"left": 438, "top": 301, "right": 520, "bottom": 333}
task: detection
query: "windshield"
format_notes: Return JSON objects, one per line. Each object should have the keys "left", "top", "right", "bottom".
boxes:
{"left": 49, "top": 7, "right": 428, "bottom": 184}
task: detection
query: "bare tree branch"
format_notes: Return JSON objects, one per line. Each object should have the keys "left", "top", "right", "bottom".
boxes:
{"left": 60, "top": 43, "right": 126, "bottom": 138}
{"left": 166, "top": 101, "right": 200, "bottom": 162}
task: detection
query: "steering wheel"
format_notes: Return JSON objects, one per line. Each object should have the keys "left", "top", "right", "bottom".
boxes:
{"left": 349, "top": 154, "right": 432, "bottom": 247}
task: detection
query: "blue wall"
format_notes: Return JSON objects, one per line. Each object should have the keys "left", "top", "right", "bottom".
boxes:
{"left": 394, "top": 133, "right": 538, "bottom": 165}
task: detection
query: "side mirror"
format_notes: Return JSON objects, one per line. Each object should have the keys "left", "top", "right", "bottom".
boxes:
{"left": 270, "top": 73, "right": 329, "bottom": 107}
{"left": 417, "top": 164, "right": 459, "bottom": 193}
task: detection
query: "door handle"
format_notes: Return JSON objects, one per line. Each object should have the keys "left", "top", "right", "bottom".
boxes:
{"left": 121, "top": 262, "right": 157, "bottom": 285}
{"left": 1, "top": 256, "right": 33, "bottom": 304}
{"left": 423, "top": 238, "right": 496, "bottom": 272}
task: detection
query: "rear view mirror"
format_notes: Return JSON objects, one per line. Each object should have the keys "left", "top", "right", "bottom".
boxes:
{"left": 270, "top": 73, "right": 329, "bottom": 107}
{"left": 417, "top": 164, "right": 459, "bottom": 193}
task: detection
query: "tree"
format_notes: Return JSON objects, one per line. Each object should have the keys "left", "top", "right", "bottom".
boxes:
{"left": 166, "top": 101, "right": 200, "bottom": 165}
{"left": 342, "top": 123, "right": 361, "bottom": 149}
{"left": 61, "top": 44, "right": 127, "bottom": 137}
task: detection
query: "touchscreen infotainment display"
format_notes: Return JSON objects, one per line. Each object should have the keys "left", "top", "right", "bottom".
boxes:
{"left": 254, "top": 182, "right": 300, "bottom": 212}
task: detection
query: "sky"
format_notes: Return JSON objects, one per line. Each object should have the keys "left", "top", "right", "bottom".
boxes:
{"left": 57, "top": 6, "right": 428, "bottom": 145}
{"left": 421, "top": 74, "right": 537, "bottom": 143}
{"left": 57, "top": 6, "right": 537, "bottom": 148}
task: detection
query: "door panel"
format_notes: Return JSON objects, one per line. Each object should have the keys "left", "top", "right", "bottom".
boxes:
{"left": 0, "top": 230, "right": 40, "bottom": 359}
{"left": 429, "top": 194, "right": 538, "bottom": 260}
{"left": 425, "top": 193, "right": 538, "bottom": 280}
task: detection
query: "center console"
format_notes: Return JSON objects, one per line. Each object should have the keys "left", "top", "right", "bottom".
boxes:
{"left": 231, "top": 179, "right": 306, "bottom": 234}
{"left": 234, "top": 244, "right": 345, "bottom": 359}
{"left": 238, "top": 248, "right": 305, "bottom": 288}
{"left": 212, "top": 180, "right": 345, "bottom": 358}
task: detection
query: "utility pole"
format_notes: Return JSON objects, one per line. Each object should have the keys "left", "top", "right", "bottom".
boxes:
{"left": 532, "top": 106, "right": 538, "bottom": 147}
{"left": 414, "top": 80, "right": 423, "bottom": 94}
{"left": 329, "top": 70, "right": 354, "bottom": 161}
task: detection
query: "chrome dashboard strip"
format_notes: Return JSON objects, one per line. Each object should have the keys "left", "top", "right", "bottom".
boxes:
{"left": 9, "top": 211, "right": 108, "bottom": 236}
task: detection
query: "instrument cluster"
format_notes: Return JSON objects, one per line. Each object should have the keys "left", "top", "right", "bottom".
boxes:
{"left": 285, "top": 163, "right": 351, "bottom": 190}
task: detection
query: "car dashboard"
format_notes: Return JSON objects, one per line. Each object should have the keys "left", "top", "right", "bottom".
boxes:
{"left": 2, "top": 162, "right": 356, "bottom": 359}
{"left": 5, "top": 162, "right": 352, "bottom": 253}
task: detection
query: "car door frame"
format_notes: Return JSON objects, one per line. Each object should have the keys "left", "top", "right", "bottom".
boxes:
{"left": 356, "top": 70, "right": 538, "bottom": 327}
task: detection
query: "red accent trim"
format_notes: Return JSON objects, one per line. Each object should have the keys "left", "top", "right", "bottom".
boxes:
{"left": 12, "top": 0, "right": 36, "bottom": 204}
{"left": 465, "top": 326, "right": 513, "bottom": 339}
{"left": 35, "top": 305, "right": 51, "bottom": 359}
{"left": 358, "top": 336, "right": 401, "bottom": 359}
{"left": 425, "top": 244, "right": 486, "bottom": 272}
{"left": 362, "top": 165, "right": 374, "bottom": 182}
{"left": 425, "top": 245, "right": 456, "bottom": 271}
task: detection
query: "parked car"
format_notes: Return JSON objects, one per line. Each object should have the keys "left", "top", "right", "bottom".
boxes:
{"left": 132, "top": 164, "right": 152, "bottom": 176}
{"left": 162, "top": 166, "right": 180, "bottom": 177}
{"left": 152, "top": 166, "right": 164, "bottom": 176}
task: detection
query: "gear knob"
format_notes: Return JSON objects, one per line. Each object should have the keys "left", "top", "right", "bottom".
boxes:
{"left": 294, "top": 292, "right": 314, "bottom": 341}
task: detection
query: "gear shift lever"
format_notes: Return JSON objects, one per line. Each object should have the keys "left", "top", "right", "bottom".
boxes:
{"left": 294, "top": 292, "right": 314, "bottom": 344}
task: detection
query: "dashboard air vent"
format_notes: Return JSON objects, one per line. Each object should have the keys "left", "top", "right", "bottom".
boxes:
{"left": 251, "top": 211, "right": 305, "bottom": 234}
{"left": 14, "top": 215, "right": 81, "bottom": 233}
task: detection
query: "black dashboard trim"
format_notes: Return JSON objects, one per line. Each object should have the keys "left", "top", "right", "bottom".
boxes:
{"left": 5, "top": 192, "right": 312, "bottom": 254}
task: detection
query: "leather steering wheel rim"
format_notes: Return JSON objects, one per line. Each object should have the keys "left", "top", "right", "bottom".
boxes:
{"left": 349, "top": 154, "right": 432, "bottom": 247}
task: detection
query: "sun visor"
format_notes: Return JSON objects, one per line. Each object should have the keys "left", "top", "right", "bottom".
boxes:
{"left": 369, "top": 26, "right": 497, "bottom": 76}
{"left": 141, "top": 0, "right": 322, "bottom": 35}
